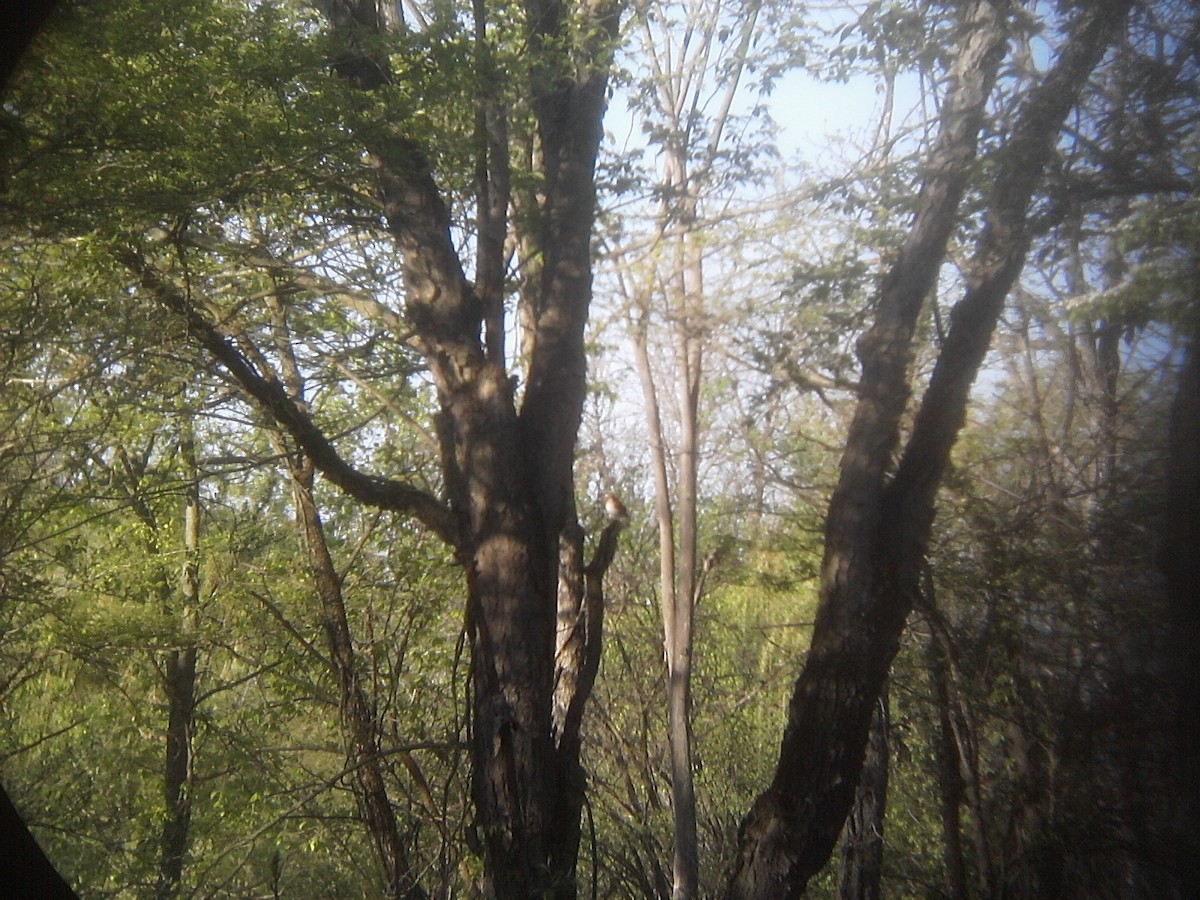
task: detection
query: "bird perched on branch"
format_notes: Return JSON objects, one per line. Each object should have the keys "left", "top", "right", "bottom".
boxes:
{"left": 604, "top": 492, "right": 629, "bottom": 525}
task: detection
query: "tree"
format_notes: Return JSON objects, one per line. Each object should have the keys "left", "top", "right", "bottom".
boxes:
{"left": 605, "top": 0, "right": 794, "bottom": 893}
{"left": 149, "top": 413, "right": 202, "bottom": 900}
{"left": 836, "top": 694, "right": 888, "bottom": 900}
{"left": 302, "top": 1, "right": 628, "bottom": 892}
{"left": 264, "top": 282, "right": 425, "bottom": 898}
{"left": 3, "top": 0, "right": 630, "bottom": 892}
{"left": 3, "top": 0, "right": 1194, "bottom": 894}
{"left": 0, "top": 211, "right": 78, "bottom": 899}
{"left": 1165, "top": 317, "right": 1200, "bottom": 898}
{"left": 0, "top": 220, "right": 469, "bottom": 894}
{"left": 726, "top": 1, "right": 1137, "bottom": 894}
{"left": 905, "top": 2, "right": 1200, "bottom": 889}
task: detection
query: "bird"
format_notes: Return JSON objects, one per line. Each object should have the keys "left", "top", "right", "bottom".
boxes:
{"left": 604, "top": 492, "right": 629, "bottom": 524}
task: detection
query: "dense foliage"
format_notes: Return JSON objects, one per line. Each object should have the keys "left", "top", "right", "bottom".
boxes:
{"left": 1, "top": 0, "right": 1195, "bottom": 896}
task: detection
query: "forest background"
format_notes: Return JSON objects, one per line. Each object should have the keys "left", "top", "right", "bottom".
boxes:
{"left": 1, "top": 0, "right": 1197, "bottom": 897}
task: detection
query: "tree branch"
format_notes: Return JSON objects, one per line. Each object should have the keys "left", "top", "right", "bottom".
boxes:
{"left": 182, "top": 232, "right": 413, "bottom": 337}
{"left": 118, "top": 247, "right": 458, "bottom": 546}
{"left": 885, "top": 0, "right": 1139, "bottom": 552}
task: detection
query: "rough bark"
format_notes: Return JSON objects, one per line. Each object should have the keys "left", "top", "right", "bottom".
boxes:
{"left": 124, "top": 0, "right": 623, "bottom": 884}
{"left": 725, "top": 2, "right": 1132, "bottom": 896}
{"left": 550, "top": 516, "right": 625, "bottom": 894}
{"left": 836, "top": 694, "right": 889, "bottom": 900}
{"left": 725, "top": 3, "right": 1012, "bottom": 893}
{"left": 473, "top": 0, "right": 621, "bottom": 882}
{"left": 277, "top": 2, "right": 624, "bottom": 895}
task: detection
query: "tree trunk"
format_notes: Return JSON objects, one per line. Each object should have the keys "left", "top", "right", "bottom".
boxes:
{"left": 293, "top": 457, "right": 426, "bottom": 899}
{"left": 386, "top": 0, "right": 619, "bottom": 884}
{"left": 669, "top": 231, "right": 703, "bottom": 900}
{"left": 120, "top": 0, "right": 619, "bottom": 888}
{"left": 265, "top": 290, "right": 426, "bottom": 899}
{"left": 928, "top": 640, "right": 968, "bottom": 900}
{"left": 922, "top": 586, "right": 995, "bottom": 898}
{"left": 725, "top": 3, "right": 1132, "bottom": 895}
{"left": 155, "top": 420, "right": 200, "bottom": 900}
{"left": 837, "top": 693, "right": 889, "bottom": 900}
{"left": 633, "top": 302, "right": 700, "bottom": 900}
{"left": 620, "top": 7, "right": 765, "bottom": 888}
{"left": 725, "top": 3, "right": 1011, "bottom": 893}
{"left": 129, "top": 0, "right": 624, "bottom": 892}
{"left": 1164, "top": 315, "right": 1200, "bottom": 896}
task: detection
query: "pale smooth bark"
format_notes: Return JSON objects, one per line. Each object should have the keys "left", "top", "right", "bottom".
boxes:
{"left": 632, "top": 305, "right": 698, "bottom": 900}
{"left": 619, "top": 5, "right": 764, "bottom": 892}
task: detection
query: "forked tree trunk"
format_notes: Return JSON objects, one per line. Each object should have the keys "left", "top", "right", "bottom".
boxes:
{"left": 122, "top": 0, "right": 621, "bottom": 890}
{"left": 294, "top": 3, "right": 624, "bottom": 895}
{"left": 725, "top": 2, "right": 1132, "bottom": 896}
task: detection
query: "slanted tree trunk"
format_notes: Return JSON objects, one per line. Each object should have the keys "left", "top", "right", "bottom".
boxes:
{"left": 288, "top": 482, "right": 424, "bottom": 897}
{"left": 289, "top": 455, "right": 426, "bottom": 899}
{"left": 725, "top": 2, "right": 1133, "bottom": 895}
{"left": 264, "top": 291, "right": 425, "bottom": 899}
{"left": 155, "top": 418, "right": 200, "bottom": 900}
